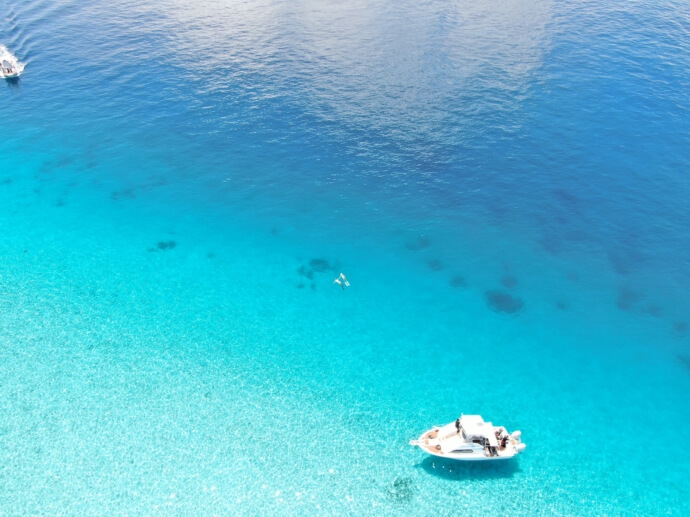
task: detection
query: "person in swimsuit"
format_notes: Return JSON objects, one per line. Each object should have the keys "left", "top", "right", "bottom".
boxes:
{"left": 333, "top": 273, "right": 350, "bottom": 290}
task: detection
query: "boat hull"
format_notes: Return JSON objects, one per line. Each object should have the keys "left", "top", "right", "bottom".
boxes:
{"left": 1, "top": 45, "right": 24, "bottom": 79}
{"left": 410, "top": 419, "right": 526, "bottom": 462}
{"left": 412, "top": 437, "right": 516, "bottom": 461}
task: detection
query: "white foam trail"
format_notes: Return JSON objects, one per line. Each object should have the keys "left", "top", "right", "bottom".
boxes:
{"left": 0, "top": 44, "right": 25, "bottom": 75}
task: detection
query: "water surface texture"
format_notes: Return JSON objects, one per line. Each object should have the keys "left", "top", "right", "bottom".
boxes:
{"left": 2, "top": 0, "right": 689, "bottom": 514}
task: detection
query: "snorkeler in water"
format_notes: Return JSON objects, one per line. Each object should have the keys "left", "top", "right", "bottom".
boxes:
{"left": 333, "top": 273, "right": 350, "bottom": 290}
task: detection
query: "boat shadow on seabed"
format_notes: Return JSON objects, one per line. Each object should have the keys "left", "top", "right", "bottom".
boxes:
{"left": 416, "top": 456, "right": 521, "bottom": 481}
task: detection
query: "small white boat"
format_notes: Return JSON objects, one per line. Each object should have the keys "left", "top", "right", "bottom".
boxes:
{"left": 410, "top": 414, "right": 526, "bottom": 461}
{"left": 0, "top": 46, "right": 24, "bottom": 79}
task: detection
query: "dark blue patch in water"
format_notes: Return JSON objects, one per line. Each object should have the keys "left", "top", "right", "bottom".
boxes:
{"left": 405, "top": 235, "right": 431, "bottom": 251}
{"left": 427, "top": 259, "right": 443, "bottom": 272}
{"left": 486, "top": 291, "right": 523, "bottom": 314}
{"left": 501, "top": 275, "right": 518, "bottom": 289}
{"left": 156, "top": 240, "right": 176, "bottom": 251}
{"left": 616, "top": 286, "right": 642, "bottom": 312}
{"left": 449, "top": 275, "right": 467, "bottom": 289}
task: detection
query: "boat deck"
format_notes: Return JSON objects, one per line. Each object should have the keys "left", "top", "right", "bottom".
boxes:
{"left": 417, "top": 428, "right": 518, "bottom": 459}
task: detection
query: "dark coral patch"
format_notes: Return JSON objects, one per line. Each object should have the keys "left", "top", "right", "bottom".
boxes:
{"left": 1, "top": 177, "right": 11, "bottom": 185}
{"left": 556, "top": 301, "right": 567, "bottom": 311}
{"left": 486, "top": 290, "right": 523, "bottom": 314}
{"left": 111, "top": 188, "right": 136, "bottom": 201}
{"left": 309, "top": 258, "right": 333, "bottom": 272}
{"left": 501, "top": 275, "right": 518, "bottom": 289}
{"left": 539, "top": 233, "right": 569, "bottom": 255}
{"left": 427, "top": 259, "right": 443, "bottom": 272}
{"left": 387, "top": 477, "right": 415, "bottom": 504}
{"left": 39, "top": 156, "right": 74, "bottom": 176}
{"left": 157, "top": 240, "right": 177, "bottom": 251}
{"left": 644, "top": 305, "right": 662, "bottom": 318}
{"left": 616, "top": 286, "right": 641, "bottom": 312}
{"left": 298, "top": 265, "right": 314, "bottom": 279}
{"left": 449, "top": 275, "right": 467, "bottom": 289}
{"left": 405, "top": 235, "right": 430, "bottom": 251}
{"left": 56, "top": 155, "right": 74, "bottom": 167}
{"left": 608, "top": 247, "right": 648, "bottom": 276}
{"left": 678, "top": 355, "right": 690, "bottom": 372}
{"left": 298, "top": 258, "right": 337, "bottom": 283}
{"left": 207, "top": 252, "right": 215, "bottom": 259}
{"left": 552, "top": 188, "right": 582, "bottom": 210}
{"left": 296, "top": 283, "right": 305, "bottom": 289}
{"left": 674, "top": 321, "right": 688, "bottom": 337}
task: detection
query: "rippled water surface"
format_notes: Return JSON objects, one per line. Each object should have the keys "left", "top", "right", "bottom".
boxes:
{"left": 1, "top": 0, "right": 689, "bottom": 514}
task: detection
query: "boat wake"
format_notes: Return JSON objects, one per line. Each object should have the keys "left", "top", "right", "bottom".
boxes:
{"left": 0, "top": 44, "right": 25, "bottom": 79}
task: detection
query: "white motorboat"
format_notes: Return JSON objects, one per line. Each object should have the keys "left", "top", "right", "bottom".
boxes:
{"left": 410, "top": 414, "right": 526, "bottom": 461}
{"left": 0, "top": 45, "right": 24, "bottom": 79}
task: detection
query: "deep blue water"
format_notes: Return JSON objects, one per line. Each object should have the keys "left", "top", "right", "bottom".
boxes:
{"left": 1, "top": 0, "right": 689, "bottom": 514}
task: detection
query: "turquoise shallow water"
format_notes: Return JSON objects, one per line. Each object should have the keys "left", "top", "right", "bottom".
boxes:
{"left": 2, "top": 0, "right": 690, "bottom": 515}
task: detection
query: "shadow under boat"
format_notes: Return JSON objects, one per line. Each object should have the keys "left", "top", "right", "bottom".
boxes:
{"left": 4, "top": 76, "right": 20, "bottom": 88}
{"left": 416, "top": 455, "right": 521, "bottom": 481}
